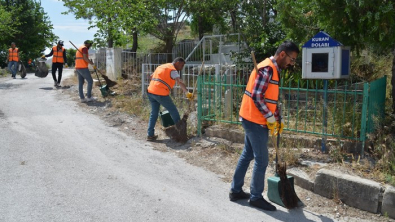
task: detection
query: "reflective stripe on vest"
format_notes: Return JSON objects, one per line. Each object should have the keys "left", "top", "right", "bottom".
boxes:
{"left": 147, "top": 63, "right": 177, "bottom": 96}
{"left": 239, "top": 58, "right": 279, "bottom": 125}
{"left": 75, "top": 46, "right": 88, "bottom": 69}
{"left": 8, "top": 48, "right": 19, "bottom": 62}
{"left": 52, "top": 46, "right": 64, "bottom": 63}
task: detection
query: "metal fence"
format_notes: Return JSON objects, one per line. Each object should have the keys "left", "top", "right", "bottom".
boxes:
{"left": 184, "top": 34, "right": 243, "bottom": 65}
{"left": 141, "top": 63, "right": 253, "bottom": 97}
{"left": 197, "top": 72, "right": 387, "bottom": 155}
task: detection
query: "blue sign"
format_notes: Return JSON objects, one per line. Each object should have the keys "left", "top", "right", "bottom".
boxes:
{"left": 303, "top": 31, "right": 343, "bottom": 48}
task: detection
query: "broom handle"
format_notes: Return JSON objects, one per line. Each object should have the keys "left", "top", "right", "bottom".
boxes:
{"left": 69, "top": 41, "right": 104, "bottom": 88}
{"left": 191, "top": 61, "right": 205, "bottom": 98}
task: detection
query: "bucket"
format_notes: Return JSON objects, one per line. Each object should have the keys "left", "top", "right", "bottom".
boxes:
{"left": 160, "top": 110, "right": 175, "bottom": 127}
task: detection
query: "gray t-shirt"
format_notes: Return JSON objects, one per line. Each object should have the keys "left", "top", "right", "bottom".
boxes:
{"left": 170, "top": 70, "right": 180, "bottom": 79}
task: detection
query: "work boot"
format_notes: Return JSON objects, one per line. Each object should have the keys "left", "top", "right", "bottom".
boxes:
{"left": 86, "top": 97, "right": 97, "bottom": 102}
{"left": 146, "top": 135, "right": 158, "bottom": 141}
{"left": 229, "top": 190, "right": 250, "bottom": 201}
{"left": 249, "top": 198, "right": 277, "bottom": 211}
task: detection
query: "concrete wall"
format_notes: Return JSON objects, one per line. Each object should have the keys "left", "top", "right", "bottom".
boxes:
{"left": 105, "top": 48, "right": 122, "bottom": 81}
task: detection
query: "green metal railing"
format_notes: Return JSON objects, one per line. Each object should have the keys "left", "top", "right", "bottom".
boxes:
{"left": 197, "top": 72, "right": 387, "bottom": 155}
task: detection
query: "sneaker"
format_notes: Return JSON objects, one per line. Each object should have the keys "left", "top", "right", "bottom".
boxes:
{"left": 249, "top": 198, "right": 277, "bottom": 211}
{"left": 80, "top": 98, "right": 87, "bottom": 103}
{"left": 12, "top": 76, "right": 16, "bottom": 79}
{"left": 86, "top": 97, "right": 97, "bottom": 102}
{"left": 146, "top": 135, "right": 158, "bottom": 141}
{"left": 54, "top": 81, "right": 58, "bottom": 86}
{"left": 229, "top": 190, "right": 251, "bottom": 201}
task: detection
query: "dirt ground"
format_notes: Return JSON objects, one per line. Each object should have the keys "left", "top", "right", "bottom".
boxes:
{"left": 59, "top": 76, "right": 394, "bottom": 222}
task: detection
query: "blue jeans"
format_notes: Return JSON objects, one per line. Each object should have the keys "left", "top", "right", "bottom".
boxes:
{"left": 231, "top": 118, "right": 269, "bottom": 201}
{"left": 8, "top": 61, "right": 18, "bottom": 77}
{"left": 76, "top": 68, "right": 93, "bottom": 99}
{"left": 147, "top": 92, "right": 180, "bottom": 137}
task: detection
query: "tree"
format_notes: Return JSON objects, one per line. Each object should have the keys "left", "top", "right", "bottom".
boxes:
{"left": 187, "top": 0, "right": 227, "bottom": 40}
{"left": 276, "top": 0, "right": 395, "bottom": 113}
{"left": 0, "top": 0, "right": 56, "bottom": 67}
{"left": 62, "top": 0, "right": 155, "bottom": 51}
{"left": 148, "top": 0, "right": 189, "bottom": 59}
{"left": 65, "top": 48, "right": 76, "bottom": 67}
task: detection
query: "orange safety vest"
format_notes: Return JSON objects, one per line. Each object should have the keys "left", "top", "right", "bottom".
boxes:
{"left": 8, "top": 48, "right": 19, "bottom": 62}
{"left": 52, "top": 46, "right": 65, "bottom": 63}
{"left": 147, "top": 63, "right": 177, "bottom": 96}
{"left": 239, "top": 58, "right": 279, "bottom": 125}
{"left": 75, "top": 46, "right": 88, "bottom": 69}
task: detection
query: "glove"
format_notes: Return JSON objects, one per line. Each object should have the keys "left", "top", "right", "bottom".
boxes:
{"left": 93, "top": 65, "right": 97, "bottom": 70}
{"left": 186, "top": 92, "right": 193, "bottom": 101}
{"left": 266, "top": 115, "right": 276, "bottom": 135}
{"left": 64, "top": 64, "right": 69, "bottom": 68}
{"left": 41, "top": 55, "right": 46, "bottom": 59}
{"left": 275, "top": 119, "right": 285, "bottom": 135}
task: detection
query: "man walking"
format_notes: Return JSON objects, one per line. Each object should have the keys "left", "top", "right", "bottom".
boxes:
{"left": 75, "top": 40, "right": 96, "bottom": 102}
{"left": 229, "top": 41, "right": 299, "bottom": 211}
{"left": 43, "top": 40, "right": 67, "bottom": 87}
{"left": 146, "top": 57, "right": 193, "bottom": 141}
{"left": 7, "top": 42, "right": 19, "bottom": 79}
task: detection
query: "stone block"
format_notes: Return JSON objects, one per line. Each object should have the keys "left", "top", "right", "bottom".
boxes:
{"left": 314, "top": 169, "right": 381, "bottom": 213}
{"left": 287, "top": 168, "right": 314, "bottom": 191}
{"left": 204, "top": 125, "right": 244, "bottom": 143}
{"left": 382, "top": 185, "right": 395, "bottom": 219}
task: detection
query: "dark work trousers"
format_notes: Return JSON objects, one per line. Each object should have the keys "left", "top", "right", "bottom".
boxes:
{"left": 52, "top": 62, "right": 64, "bottom": 84}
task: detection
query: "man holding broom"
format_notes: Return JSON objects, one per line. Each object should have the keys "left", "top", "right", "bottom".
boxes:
{"left": 75, "top": 40, "right": 96, "bottom": 102}
{"left": 229, "top": 41, "right": 299, "bottom": 211}
{"left": 146, "top": 57, "right": 193, "bottom": 141}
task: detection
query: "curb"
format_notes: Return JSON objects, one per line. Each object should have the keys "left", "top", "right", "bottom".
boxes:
{"left": 204, "top": 126, "right": 395, "bottom": 219}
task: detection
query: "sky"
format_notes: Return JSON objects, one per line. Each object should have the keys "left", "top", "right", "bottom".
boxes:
{"left": 40, "top": 0, "right": 98, "bottom": 53}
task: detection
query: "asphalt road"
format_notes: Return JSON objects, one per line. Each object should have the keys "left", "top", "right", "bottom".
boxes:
{"left": 0, "top": 70, "right": 336, "bottom": 222}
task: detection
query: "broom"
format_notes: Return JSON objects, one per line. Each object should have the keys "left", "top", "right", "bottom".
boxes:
{"left": 250, "top": 51, "right": 298, "bottom": 209}
{"left": 164, "top": 62, "right": 204, "bottom": 142}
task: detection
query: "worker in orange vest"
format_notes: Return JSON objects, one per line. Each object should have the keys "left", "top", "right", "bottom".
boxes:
{"left": 75, "top": 40, "right": 96, "bottom": 103}
{"left": 7, "top": 42, "right": 19, "bottom": 79}
{"left": 146, "top": 57, "right": 193, "bottom": 141}
{"left": 43, "top": 40, "right": 67, "bottom": 87}
{"left": 229, "top": 41, "right": 299, "bottom": 211}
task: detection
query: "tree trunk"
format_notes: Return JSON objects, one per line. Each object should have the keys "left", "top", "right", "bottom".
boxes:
{"left": 107, "top": 17, "right": 114, "bottom": 48}
{"left": 262, "top": 0, "right": 267, "bottom": 27}
{"left": 230, "top": 10, "right": 237, "bottom": 33}
{"left": 131, "top": 27, "right": 138, "bottom": 53}
{"left": 392, "top": 45, "right": 395, "bottom": 114}
{"left": 107, "top": 37, "right": 114, "bottom": 48}
{"left": 165, "top": 36, "right": 174, "bottom": 63}
{"left": 198, "top": 15, "right": 204, "bottom": 40}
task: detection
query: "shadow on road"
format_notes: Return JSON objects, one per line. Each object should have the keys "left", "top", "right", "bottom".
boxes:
{"left": 231, "top": 200, "right": 334, "bottom": 222}
{"left": 0, "top": 83, "right": 21, "bottom": 89}
{"left": 39, "top": 87, "right": 53, "bottom": 90}
{"left": 85, "top": 100, "right": 110, "bottom": 108}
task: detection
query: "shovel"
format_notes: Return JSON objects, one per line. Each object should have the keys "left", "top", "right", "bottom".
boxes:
{"left": 267, "top": 128, "right": 302, "bottom": 209}
{"left": 163, "top": 61, "right": 204, "bottom": 142}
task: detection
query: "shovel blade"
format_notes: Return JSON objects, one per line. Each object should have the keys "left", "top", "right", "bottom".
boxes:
{"left": 267, "top": 175, "right": 303, "bottom": 209}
